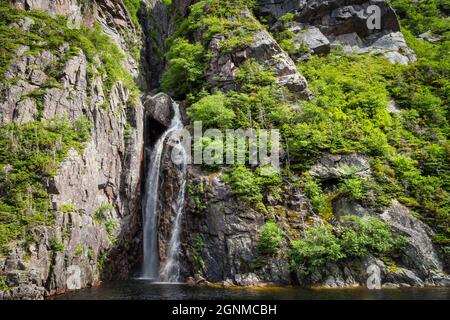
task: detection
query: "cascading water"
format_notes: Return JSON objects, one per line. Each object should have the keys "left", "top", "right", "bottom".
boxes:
{"left": 142, "top": 98, "right": 186, "bottom": 281}
{"left": 161, "top": 144, "right": 187, "bottom": 282}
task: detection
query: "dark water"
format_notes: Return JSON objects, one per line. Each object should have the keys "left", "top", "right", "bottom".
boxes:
{"left": 51, "top": 279, "right": 450, "bottom": 300}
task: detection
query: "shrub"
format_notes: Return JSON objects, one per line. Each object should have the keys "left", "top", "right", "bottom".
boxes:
{"left": 290, "top": 225, "right": 344, "bottom": 274}
{"left": 338, "top": 177, "right": 365, "bottom": 201}
{"left": 187, "top": 92, "right": 236, "bottom": 129}
{"left": 161, "top": 38, "right": 205, "bottom": 98}
{"left": 222, "top": 165, "right": 262, "bottom": 202}
{"left": 59, "top": 203, "right": 77, "bottom": 213}
{"left": 338, "top": 216, "right": 398, "bottom": 257}
{"left": 258, "top": 221, "right": 284, "bottom": 255}
{"left": 93, "top": 204, "right": 114, "bottom": 223}
{"left": 49, "top": 237, "right": 65, "bottom": 253}
{"left": 290, "top": 217, "right": 401, "bottom": 275}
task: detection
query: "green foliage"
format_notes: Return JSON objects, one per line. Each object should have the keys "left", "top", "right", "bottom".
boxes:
{"left": 338, "top": 177, "right": 365, "bottom": 201}
{"left": 290, "top": 217, "right": 400, "bottom": 275}
{"left": 93, "top": 204, "right": 114, "bottom": 224}
{"left": 222, "top": 165, "right": 282, "bottom": 202}
{"left": 122, "top": 0, "right": 142, "bottom": 27}
{"left": 236, "top": 59, "right": 276, "bottom": 91}
{"left": 49, "top": 237, "right": 65, "bottom": 253}
{"left": 59, "top": 203, "right": 77, "bottom": 213}
{"left": 0, "top": 275, "right": 9, "bottom": 292}
{"left": 258, "top": 221, "right": 284, "bottom": 255}
{"left": 338, "top": 216, "right": 400, "bottom": 257}
{"left": 75, "top": 244, "right": 84, "bottom": 257}
{"left": 161, "top": 38, "right": 205, "bottom": 98}
{"left": 290, "top": 225, "right": 344, "bottom": 274}
{"left": 301, "top": 174, "right": 332, "bottom": 217}
{"left": 192, "top": 234, "right": 206, "bottom": 274}
{"left": 0, "top": 3, "right": 139, "bottom": 103}
{"left": 187, "top": 92, "right": 236, "bottom": 129}
{"left": 0, "top": 118, "right": 91, "bottom": 254}
{"left": 222, "top": 165, "right": 262, "bottom": 202}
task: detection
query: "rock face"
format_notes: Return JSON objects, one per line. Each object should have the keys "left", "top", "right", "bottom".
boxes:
{"left": 381, "top": 202, "right": 444, "bottom": 280}
{"left": 0, "top": 0, "right": 145, "bottom": 299}
{"left": 205, "top": 11, "right": 311, "bottom": 99}
{"left": 261, "top": 0, "right": 416, "bottom": 64}
{"left": 309, "top": 153, "right": 371, "bottom": 180}
{"left": 2, "top": 0, "right": 449, "bottom": 300}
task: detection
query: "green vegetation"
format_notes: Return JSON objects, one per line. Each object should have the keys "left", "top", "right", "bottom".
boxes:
{"left": 290, "top": 217, "right": 401, "bottom": 275}
{"left": 122, "top": 0, "right": 142, "bottom": 27}
{"left": 93, "top": 204, "right": 118, "bottom": 242}
{"left": 161, "top": 0, "right": 262, "bottom": 97}
{"left": 49, "top": 237, "right": 65, "bottom": 253}
{"left": 93, "top": 204, "right": 114, "bottom": 224}
{"left": 222, "top": 165, "right": 282, "bottom": 203}
{"left": 290, "top": 225, "right": 344, "bottom": 274}
{"left": 187, "top": 92, "right": 235, "bottom": 129}
{"left": 75, "top": 244, "right": 84, "bottom": 257}
{"left": 258, "top": 221, "right": 284, "bottom": 255}
{"left": 0, "top": 3, "right": 140, "bottom": 105}
{"left": 192, "top": 234, "right": 206, "bottom": 274}
{"left": 0, "top": 275, "right": 9, "bottom": 292}
{"left": 161, "top": 38, "right": 205, "bottom": 98}
{"left": 0, "top": 118, "right": 91, "bottom": 254}
{"left": 59, "top": 203, "right": 77, "bottom": 213}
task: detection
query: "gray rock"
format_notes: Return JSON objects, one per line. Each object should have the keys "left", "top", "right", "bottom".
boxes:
{"left": 384, "top": 268, "right": 424, "bottom": 287}
{"left": 333, "top": 198, "right": 369, "bottom": 219}
{"left": 292, "top": 26, "right": 330, "bottom": 54}
{"left": 381, "top": 201, "right": 443, "bottom": 278}
{"left": 310, "top": 153, "right": 371, "bottom": 180}
{"left": 144, "top": 92, "right": 174, "bottom": 127}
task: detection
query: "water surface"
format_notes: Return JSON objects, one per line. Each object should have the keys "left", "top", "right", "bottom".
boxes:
{"left": 51, "top": 279, "right": 450, "bottom": 300}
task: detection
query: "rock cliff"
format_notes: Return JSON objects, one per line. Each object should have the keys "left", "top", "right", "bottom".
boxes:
{"left": 0, "top": 0, "right": 449, "bottom": 299}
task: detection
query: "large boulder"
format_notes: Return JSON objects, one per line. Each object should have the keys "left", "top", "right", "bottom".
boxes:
{"left": 380, "top": 201, "right": 443, "bottom": 278}
{"left": 309, "top": 153, "right": 371, "bottom": 180}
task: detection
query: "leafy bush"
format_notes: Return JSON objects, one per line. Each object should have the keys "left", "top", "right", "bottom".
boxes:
{"left": 222, "top": 165, "right": 262, "bottom": 202}
{"left": 290, "top": 225, "right": 344, "bottom": 274}
{"left": 93, "top": 204, "right": 114, "bottom": 223}
{"left": 161, "top": 38, "right": 205, "bottom": 98}
{"left": 338, "top": 216, "right": 398, "bottom": 257}
{"left": 49, "top": 237, "right": 65, "bottom": 253}
{"left": 258, "top": 221, "right": 284, "bottom": 255}
{"left": 290, "top": 217, "right": 401, "bottom": 275}
{"left": 187, "top": 92, "right": 236, "bottom": 129}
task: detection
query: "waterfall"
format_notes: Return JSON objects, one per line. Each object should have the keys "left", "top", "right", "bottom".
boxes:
{"left": 142, "top": 100, "right": 186, "bottom": 281}
{"left": 161, "top": 143, "right": 187, "bottom": 282}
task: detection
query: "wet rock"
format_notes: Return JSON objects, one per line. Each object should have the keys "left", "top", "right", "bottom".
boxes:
{"left": 384, "top": 268, "right": 424, "bottom": 287}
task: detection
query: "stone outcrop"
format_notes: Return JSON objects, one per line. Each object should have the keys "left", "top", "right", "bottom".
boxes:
{"left": 309, "top": 153, "right": 371, "bottom": 181}
{"left": 262, "top": 0, "right": 416, "bottom": 64}
{"left": 205, "top": 11, "right": 311, "bottom": 99}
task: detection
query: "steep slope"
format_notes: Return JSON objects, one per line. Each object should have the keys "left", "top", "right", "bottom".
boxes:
{"left": 0, "top": 0, "right": 146, "bottom": 299}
